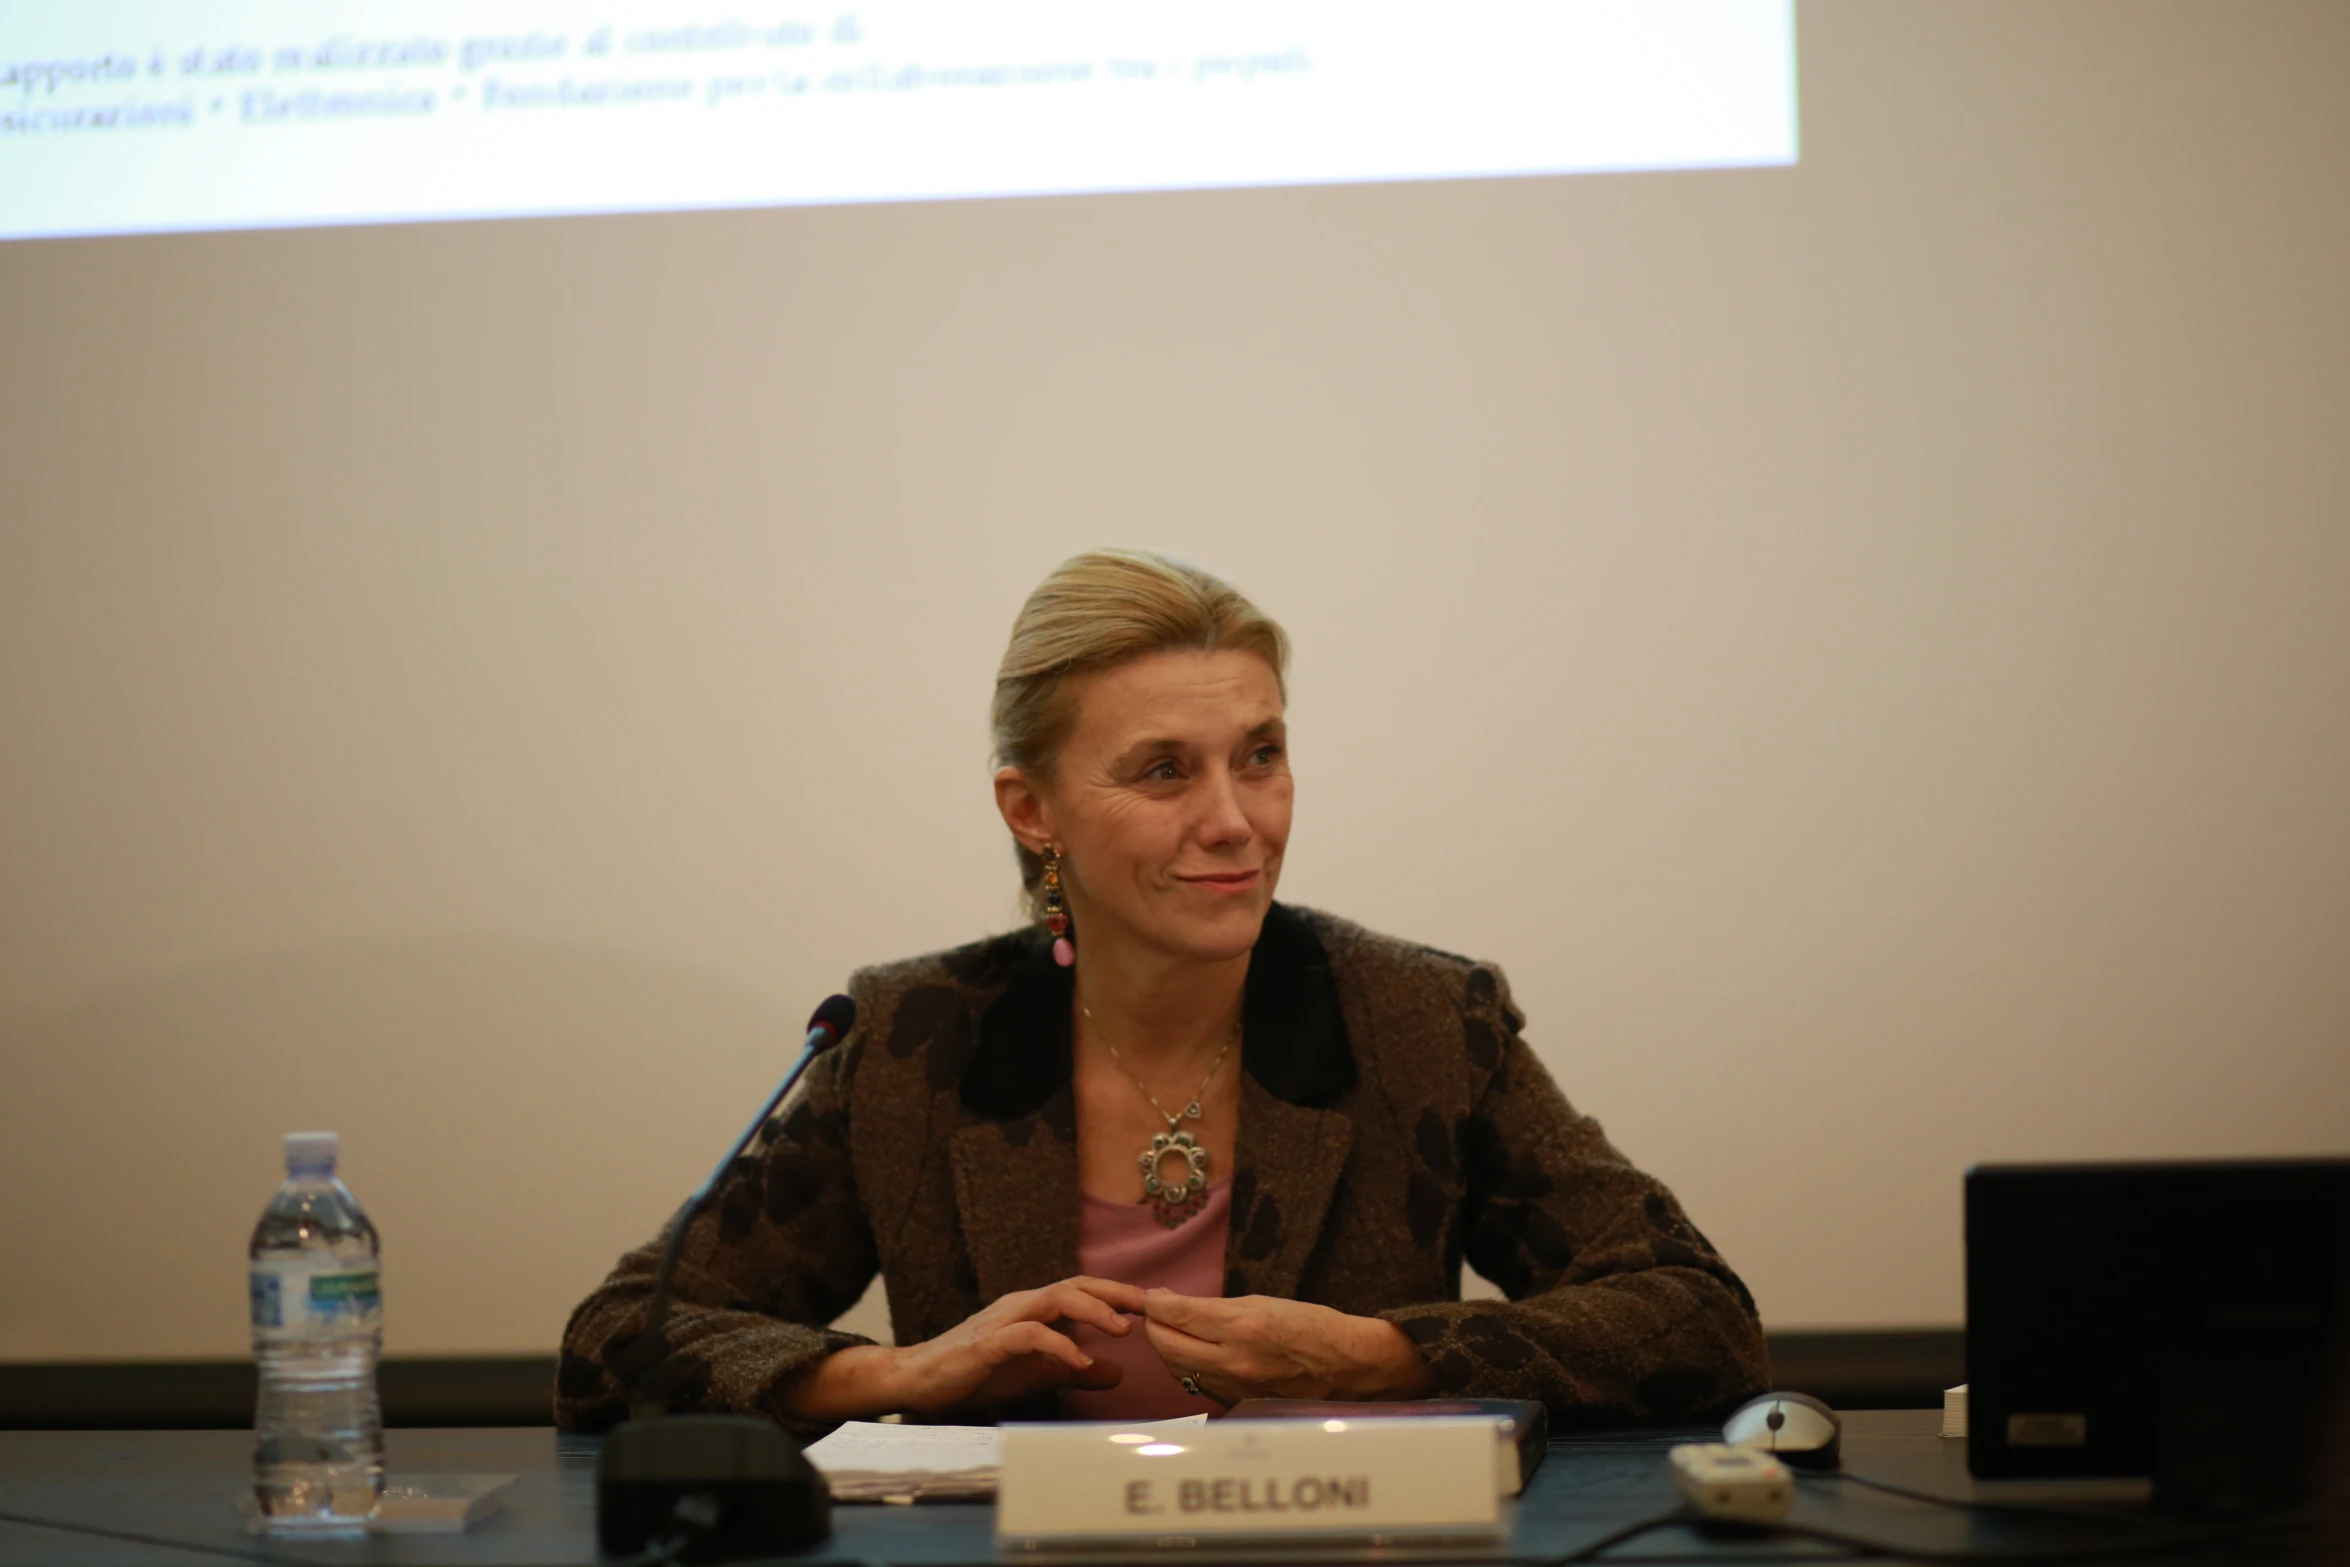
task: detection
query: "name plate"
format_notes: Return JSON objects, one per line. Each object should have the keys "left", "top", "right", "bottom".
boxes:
{"left": 997, "top": 1416, "right": 1504, "bottom": 1547}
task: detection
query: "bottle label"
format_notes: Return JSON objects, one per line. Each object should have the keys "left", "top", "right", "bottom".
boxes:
{"left": 251, "top": 1260, "right": 382, "bottom": 1336}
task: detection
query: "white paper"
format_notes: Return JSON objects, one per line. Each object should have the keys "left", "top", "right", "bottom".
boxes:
{"left": 806, "top": 1415, "right": 1207, "bottom": 1502}
{"left": 805, "top": 1420, "right": 1004, "bottom": 1476}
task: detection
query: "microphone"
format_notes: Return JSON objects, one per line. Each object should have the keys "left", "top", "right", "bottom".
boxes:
{"left": 597, "top": 994, "right": 856, "bottom": 1561}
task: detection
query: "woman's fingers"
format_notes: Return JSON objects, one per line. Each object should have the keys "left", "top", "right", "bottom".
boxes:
{"left": 929, "top": 1286, "right": 1413, "bottom": 1412}
{"left": 1141, "top": 1315, "right": 1236, "bottom": 1402}
{"left": 1065, "top": 1275, "right": 1151, "bottom": 1317}
{"left": 983, "top": 1278, "right": 1135, "bottom": 1337}
{"left": 1034, "top": 1280, "right": 1134, "bottom": 1336}
{"left": 898, "top": 1283, "right": 1164, "bottom": 1414}
{"left": 1141, "top": 1295, "right": 1372, "bottom": 1403}
{"left": 968, "top": 1320, "right": 1122, "bottom": 1401}
{"left": 1143, "top": 1286, "right": 1234, "bottom": 1342}
{"left": 1140, "top": 1315, "right": 1217, "bottom": 1365}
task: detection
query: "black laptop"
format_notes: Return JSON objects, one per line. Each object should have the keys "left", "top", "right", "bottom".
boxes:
{"left": 1964, "top": 1158, "right": 2350, "bottom": 1510}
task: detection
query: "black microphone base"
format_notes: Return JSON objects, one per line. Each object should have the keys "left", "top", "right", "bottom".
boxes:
{"left": 596, "top": 1413, "right": 831, "bottom": 1560}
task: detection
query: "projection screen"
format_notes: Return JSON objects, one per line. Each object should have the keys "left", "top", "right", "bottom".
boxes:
{"left": 3, "top": 2, "right": 1795, "bottom": 239}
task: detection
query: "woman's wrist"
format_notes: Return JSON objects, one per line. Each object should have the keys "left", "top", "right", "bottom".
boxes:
{"left": 1337, "top": 1315, "right": 1438, "bottom": 1401}
{"left": 775, "top": 1343, "right": 904, "bottom": 1422}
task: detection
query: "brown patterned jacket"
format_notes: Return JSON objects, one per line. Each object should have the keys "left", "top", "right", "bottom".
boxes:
{"left": 555, "top": 904, "right": 1768, "bottom": 1432}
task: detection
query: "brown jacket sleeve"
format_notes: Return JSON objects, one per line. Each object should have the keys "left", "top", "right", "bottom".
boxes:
{"left": 553, "top": 1029, "right": 880, "bottom": 1434}
{"left": 1378, "top": 964, "right": 1769, "bottom": 1423}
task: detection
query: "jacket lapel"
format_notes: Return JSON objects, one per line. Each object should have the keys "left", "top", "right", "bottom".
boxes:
{"left": 1224, "top": 1077, "right": 1353, "bottom": 1301}
{"left": 947, "top": 1092, "right": 1081, "bottom": 1301}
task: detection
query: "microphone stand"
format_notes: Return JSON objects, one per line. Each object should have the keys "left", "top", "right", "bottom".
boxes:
{"left": 596, "top": 1000, "right": 853, "bottom": 1561}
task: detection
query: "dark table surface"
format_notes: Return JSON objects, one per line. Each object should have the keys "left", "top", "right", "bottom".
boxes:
{"left": 0, "top": 1410, "right": 2304, "bottom": 1566}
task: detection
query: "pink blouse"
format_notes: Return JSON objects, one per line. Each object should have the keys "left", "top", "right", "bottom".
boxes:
{"left": 1058, "top": 1181, "right": 1230, "bottom": 1421}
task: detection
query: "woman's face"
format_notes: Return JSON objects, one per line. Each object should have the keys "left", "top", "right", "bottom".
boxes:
{"left": 1011, "top": 647, "right": 1291, "bottom": 967}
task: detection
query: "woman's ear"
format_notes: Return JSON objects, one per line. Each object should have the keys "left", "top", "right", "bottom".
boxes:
{"left": 993, "top": 766, "right": 1053, "bottom": 852}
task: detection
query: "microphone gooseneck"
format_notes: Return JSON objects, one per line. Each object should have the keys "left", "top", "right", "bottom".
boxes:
{"left": 595, "top": 994, "right": 853, "bottom": 1560}
{"left": 637, "top": 994, "right": 855, "bottom": 1415}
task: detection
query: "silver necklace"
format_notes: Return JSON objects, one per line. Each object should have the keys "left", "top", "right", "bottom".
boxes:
{"left": 1081, "top": 998, "right": 1238, "bottom": 1229}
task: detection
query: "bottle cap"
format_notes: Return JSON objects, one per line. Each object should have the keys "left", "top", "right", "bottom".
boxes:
{"left": 283, "top": 1130, "right": 339, "bottom": 1174}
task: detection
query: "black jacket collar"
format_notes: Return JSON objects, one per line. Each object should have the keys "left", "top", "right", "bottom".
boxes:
{"left": 960, "top": 902, "right": 1355, "bottom": 1119}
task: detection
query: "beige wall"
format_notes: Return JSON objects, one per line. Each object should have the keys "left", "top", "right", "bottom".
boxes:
{"left": 3, "top": 0, "right": 2346, "bottom": 1362}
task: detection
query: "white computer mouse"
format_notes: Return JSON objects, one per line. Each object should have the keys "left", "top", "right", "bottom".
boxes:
{"left": 1722, "top": 1391, "right": 1842, "bottom": 1470}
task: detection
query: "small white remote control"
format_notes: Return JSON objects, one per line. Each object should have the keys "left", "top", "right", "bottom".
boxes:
{"left": 1668, "top": 1442, "right": 1793, "bottom": 1522}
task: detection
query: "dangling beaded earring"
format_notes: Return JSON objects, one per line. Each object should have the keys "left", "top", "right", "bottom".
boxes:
{"left": 1041, "top": 846, "right": 1074, "bottom": 968}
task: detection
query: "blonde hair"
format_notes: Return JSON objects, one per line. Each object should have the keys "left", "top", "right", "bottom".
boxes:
{"left": 994, "top": 549, "right": 1290, "bottom": 915}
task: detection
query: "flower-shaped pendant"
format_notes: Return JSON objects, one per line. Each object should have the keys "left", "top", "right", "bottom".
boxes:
{"left": 1139, "top": 1126, "right": 1211, "bottom": 1228}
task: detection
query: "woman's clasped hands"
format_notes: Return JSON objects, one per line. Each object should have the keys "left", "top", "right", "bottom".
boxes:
{"left": 777, "top": 1276, "right": 1432, "bottom": 1421}
{"left": 779, "top": 1276, "right": 1142, "bottom": 1420}
{"left": 1135, "top": 1288, "right": 1437, "bottom": 1406}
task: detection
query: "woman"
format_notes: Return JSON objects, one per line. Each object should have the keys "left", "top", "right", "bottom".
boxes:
{"left": 556, "top": 550, "right": 1766, "bottom": 1431}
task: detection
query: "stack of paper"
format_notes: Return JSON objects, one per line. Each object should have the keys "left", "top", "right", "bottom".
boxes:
{"left": 803, "top": 1422, "right": 1003, "bottom": 1502}
{"left": 803, "top": 1414, "right": 1209, "bottom": 1503}
{"left": 1941, "top": 1383, "right": 1969, "bottom": 1439}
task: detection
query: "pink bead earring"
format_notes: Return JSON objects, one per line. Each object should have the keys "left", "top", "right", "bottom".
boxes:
{"left": 1041, "top": 846, "right": 1074, "bottom": 968}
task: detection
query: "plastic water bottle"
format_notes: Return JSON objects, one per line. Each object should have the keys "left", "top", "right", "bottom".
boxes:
{"left": 249, "top": 1130, "right": 385, "bottom": 1533}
